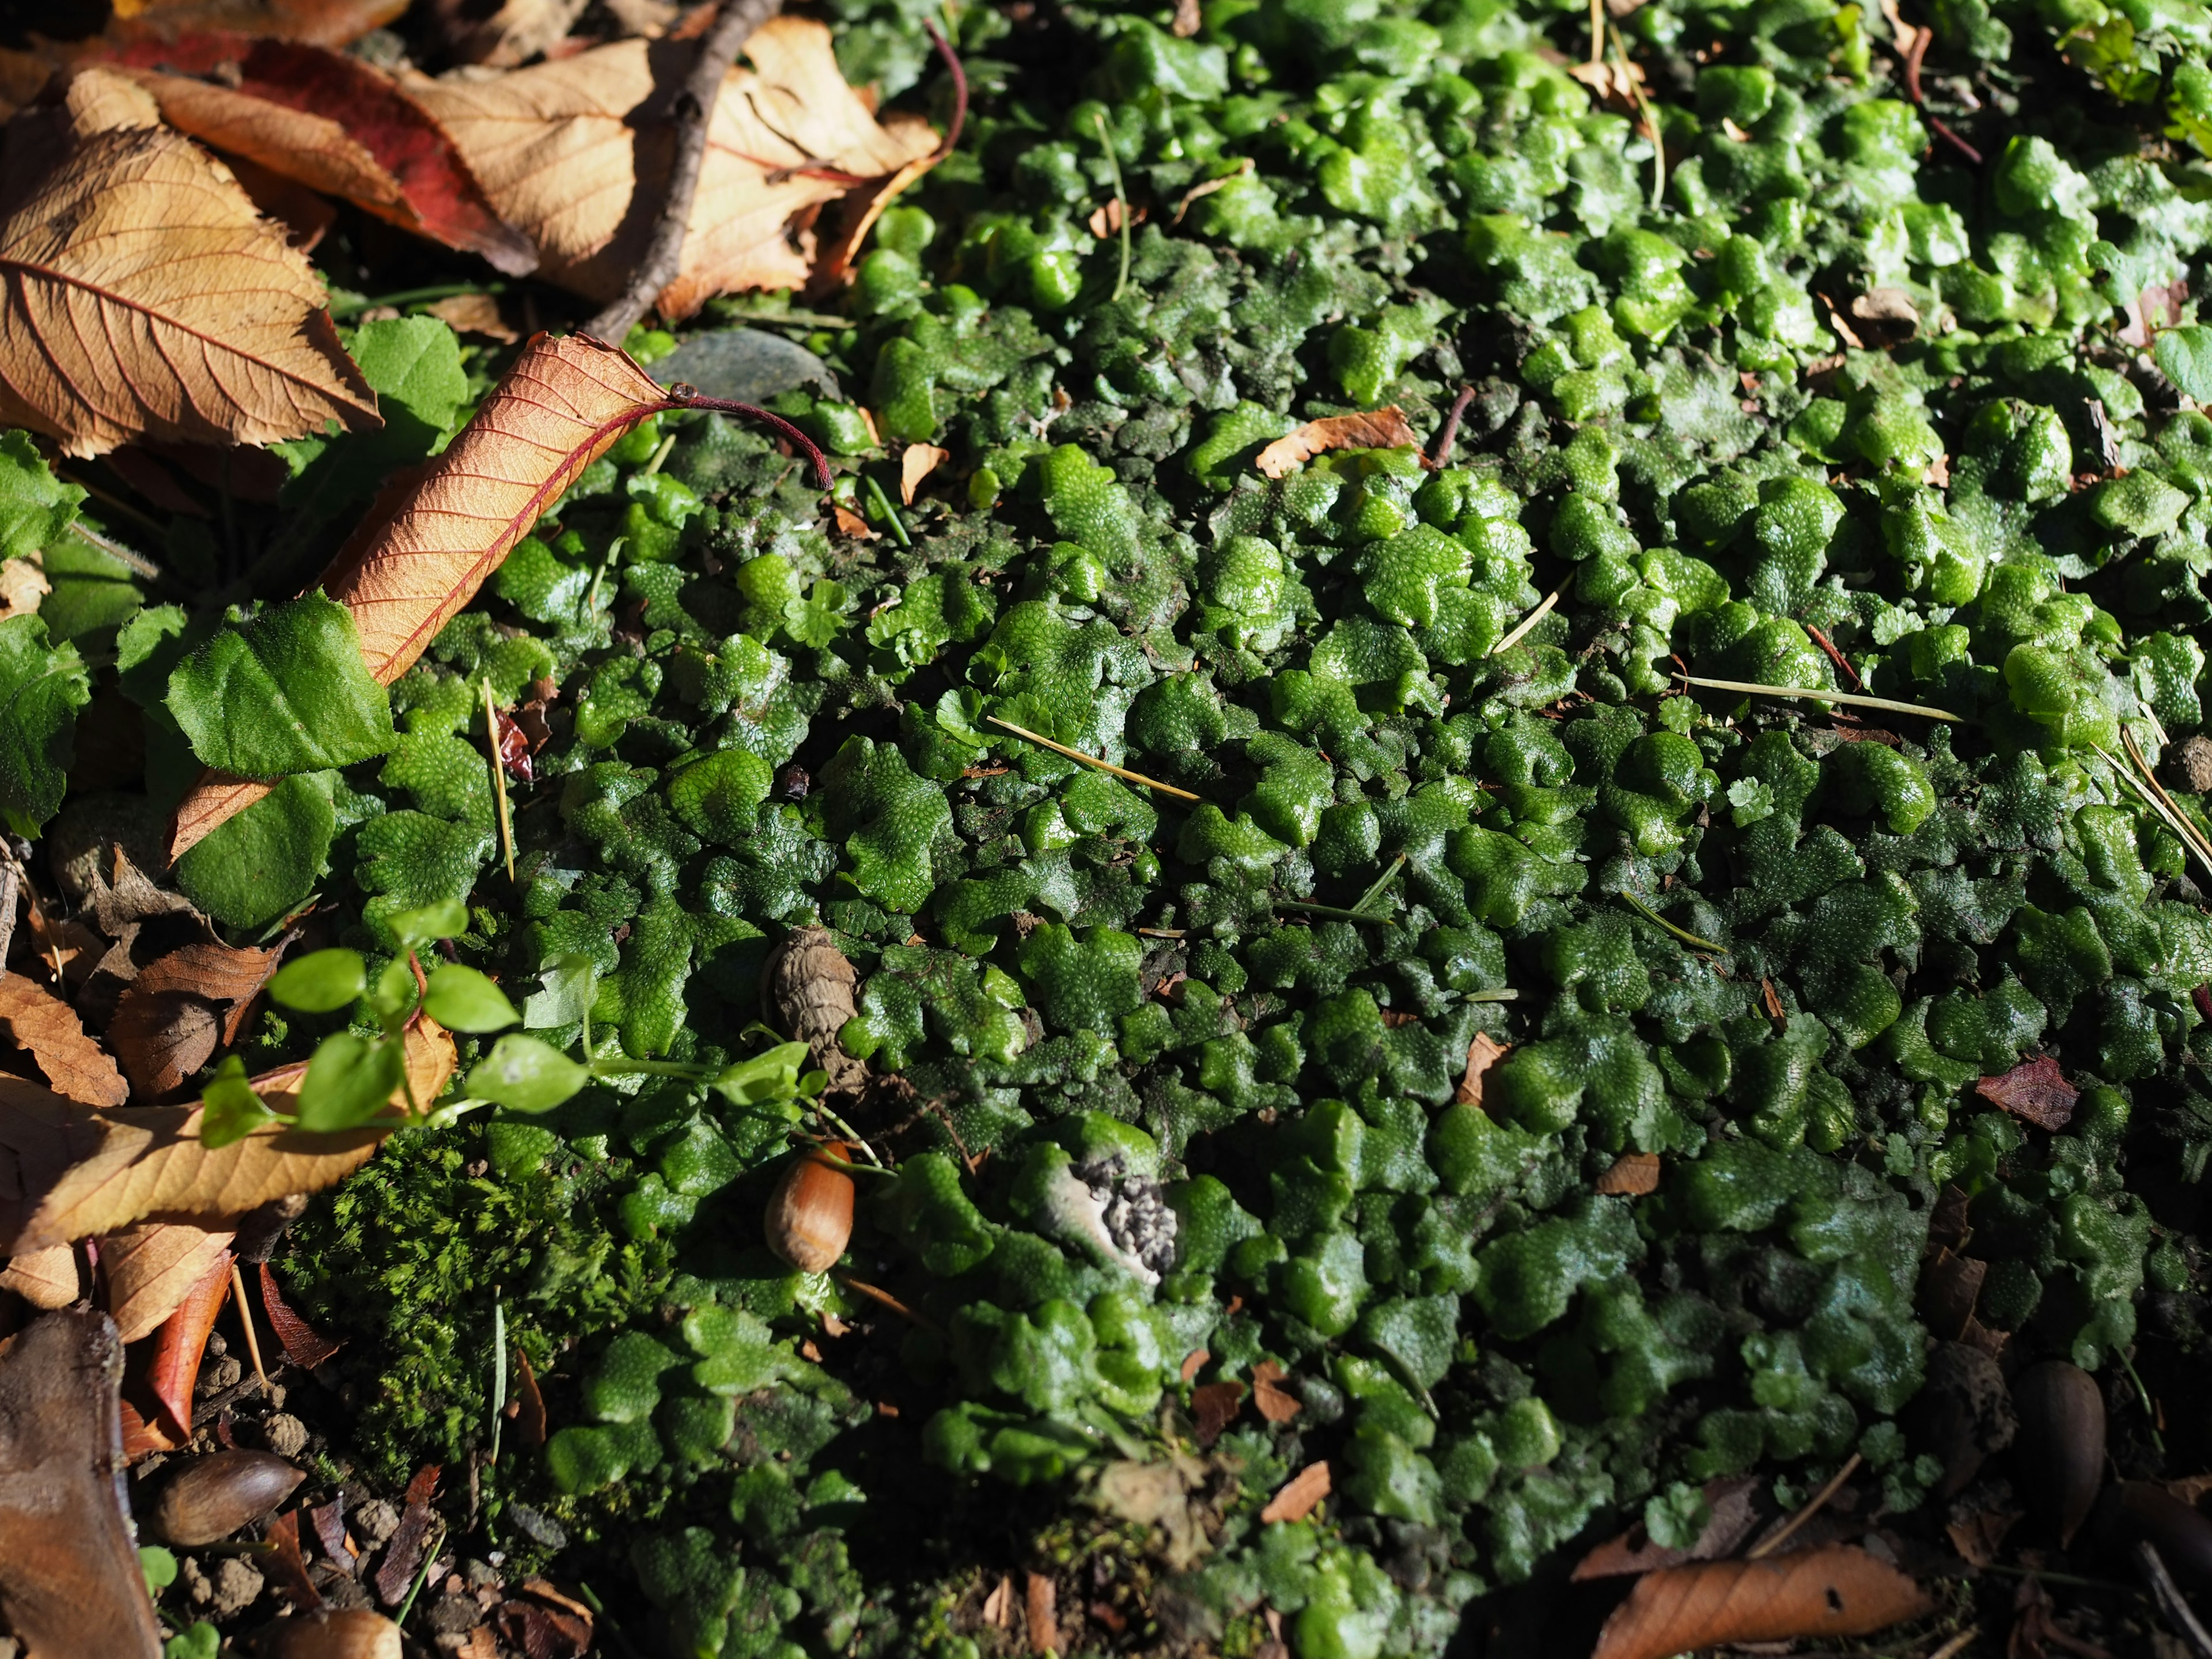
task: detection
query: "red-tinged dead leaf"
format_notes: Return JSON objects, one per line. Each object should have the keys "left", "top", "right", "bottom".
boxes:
{"left": 259, "top": 1262, "right": 343, "bottom": 1370}
{"left": 1260, "top": 1460, "right": 1331, "bottom": 1524}
{"left": 1191, "top": 1380, "right": 1244, "bottom": 1448}
{"left": 373, "top": 1466, "right": 442, "bottom": 1607}
{"left": 2121, "top": 278, "right": 2188, "bottom": 349}
{"left": 1572, "top": 1476, "right": 1762, "bottom": 1581}
{"left": 0, "top": 1018, "right": 453, "bottom": 1253}
{"left": 111, "top": 36, "right": 536, "bottom": 275}
{"left": 0, "top": 974, "right": 127, "bottom": 1107}
{"left": 1594, "top": 1152, "right": 1661, "bottom": 1196}
{"left": 1590, "top": 1544, "right": 1935, "bottom": 1659}
{"left": 1251, "top": 1359, "right": 1301, "bottom": 1425}
{"left": 514, "top": 1342, "right": 547, "bottom": 1445}
{"left": 0, "top": 69, "right": 379, "bottom": 458}
{"left": 407, "top": 20, "right": 939, "bottom": 318}
{"left": 107, "top": 938, "right": 289, "bottom": 1097}
{"left": 308, "top": 1495, "right": 353, "bottom": 1573}
{"left": 103, "top": 0, "right": 408, "bottom": 50}
{"left": 0, "top": 1309, "right": 165, "bottom": 1657}
{"left": 168, "top": 335, "right": 825, "bottom": 856}
{"left": 1256, "top": 408, "right": 1421, "bottom": 479}
{"left": 1179, "top": 1347, "right": 1209, "bottom": 1384}
{"left": 498, "top": 1597, "right": 592, "bottom": 1659}
{"left": 141, "top": 1247, "right": 230, "bottom": 1441}
{"left": 0, "top": 1243, "right": 80, "bottom": 1309}
{"left": 1946, "top": 1505, "right": 2019, "bottom": 1567}
{"left": 1454, "top": 1032, "right": 1510, "bottom": 1108}
{"left": 1762, "top": 978, "right": 1786, "bottom": 1022}
{"left": 104, "top": 1221, "right": 236, "bottom": 1343}
{"left": 1975, "top": 1055, "right": 2078, "bottom": 1131}
{"left": 263, "top": 1508, "right": 323, "bottom": 1611}
{"left": 834, "top": 503, "right": 877, "bottom": 540}
{"left": 901, "top": 442, "right": 949, "bottom": 505}
{"left": 1025, "top": 1571, "right": 1058, "bottom": 1656}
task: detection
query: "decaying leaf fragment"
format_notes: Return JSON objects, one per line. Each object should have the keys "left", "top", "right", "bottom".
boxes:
{"left": 1255, "top": 408, "right": 1421, "bottom": 479}
{"left": 103, "top": 1218, "right": 236, "bottom": 1343}
{"left": 0, "top": 972, "right": 129, "bottom": 1106}
{"left": 1260, "top": 1460, "right": 1331, "bottom": 1524}
{"left": 139, "top": 1244, "right": 232, "bottom": 1438}
{"left": 0, "top": 1309, "right": 164, "bottom": 1659}
{"left": 1453, "top": 1032, "right": 1510, "bottom": 1108}
{"left": 406, "top": 18, "right": 940, "bottom": 315}
{"left": 107, "top": 937, "right": 289, "bottom": 1099}
{"left": 0, "top": 1017, "right": 452, "bottom": 1253}
{"left": 1974, "top": 1054, "right": 2077, "bottom": 1131}
{"left": 766, "top": 925, "right": 866, "bottom": 1094}
{"left": 0, "top": 69, "right": 380, "bottom": 457}
{"left": 111, "top": 36, "right": 537, "bottom": 274}
{"left": 1590, "top": 1544, "right": 1934, "bottom": 1659}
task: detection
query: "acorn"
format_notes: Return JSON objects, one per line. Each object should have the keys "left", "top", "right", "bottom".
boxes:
{"left": 766, "top": 1141, "right": 855, "bottom": 1274}
{"left": 2012, "top": 1359, "right": 2104, "bottom": 1547}
{"left": 153, "top": 1449, "right": 305, "bottom": 1546}
{"left": 256, "top": 1609, "right": 403, "bottom": 1658}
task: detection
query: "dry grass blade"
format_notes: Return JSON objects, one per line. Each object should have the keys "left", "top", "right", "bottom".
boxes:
{"left": 0, "top": 1018, "right": 452, "bottom": 1253}
{"left": 0, "top": 975, "right": 128, "bottom": 1107}
{"left": 410, "top": 18, "right": 939, "bottom": 318}
{"left": 1745, "top": 1452, "right": 1862, "bottom": 1559}
{"left": 1683, "top": 675, "right": 1963, "bottom": 722}
{"left": 986, "top": 716, "right": 1202, "bottom": 802}
{"left": 0, "top": 69, "right": 378, "bottom": 457}
{"left": 1255, "top": 408, "right": 1420, "bottom": 479}
{"left": 1592, "top": 1543, "right": 1933, "bottom": 1659}
{"left": 1491, "top": 585, "right": 1563, "bottom": 657}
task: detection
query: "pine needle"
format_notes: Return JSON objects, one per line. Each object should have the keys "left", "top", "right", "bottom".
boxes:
{"left": 230, "top": 1262, "right": 268, "bottom": 1391}
{"left": 1683, "top": 675, "right": 1964, "bottom": 722}
{"left": 1094, "top": 111, "right": 1132, "bottom": 303}
{"left": 986, "top": 715, "right": 1202, "bottom": 800}
{"left": 1491, "top": 585, "right": 1563, "bottom": 657}
{"left": 1747, "top": 1453, "right": 1862, "bottom": 1560}
{"left": 1620, "top": 888, "right": 1727, "bottom": 953}
{"left": 1350, "top": 853, "right": 1409, "bottom": 915}
{"left": 2099, "top": 736, "right": 2212, "bottom": 884}
{"left": 484, "top": 677, "right": 516, "bottom": 884}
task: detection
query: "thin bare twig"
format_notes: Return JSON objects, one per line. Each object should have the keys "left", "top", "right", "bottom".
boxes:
{"left": 2139, "top": 1543, "right": 2212, "bottom": 1659}
{"left": 1426, "top": 384, "right": 1478, "bottom": 471}
{"left": 585, "top": 0, "right": 786, "bottom": 343}
{"left": 986, "top": 716, "right": 1201, "bottom": 801}
{"left": 1747, "top": 1453, "right": 1862, "bottom": 1560}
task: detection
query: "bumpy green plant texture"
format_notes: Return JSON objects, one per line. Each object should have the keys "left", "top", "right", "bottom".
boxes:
{"left": 20, "top": 0, "right": 2212, "bottom": 1652}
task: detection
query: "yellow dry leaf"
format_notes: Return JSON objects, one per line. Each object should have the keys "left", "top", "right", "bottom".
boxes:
{"left": 0, "top": 556, "right": 48, "bottom": 619}
{"left": 0, "top": 1244, "right": 81, "bottom": 1309}
{"left": 0, "top": 1019, "right": 452, "bottom": 1253}
{"left": 105, "top": 0, "right": 407, "bottom": 46}
{"left": 407, "top": 18, "right": 939, "bottom": 317}
{"left": 0, "top": 67, "right": 379, "bottom": 457}
{"left": 900, "top": 442, "right": 949, "bottom": 505}
{"left": 0, "top": 975, "right": 129, "bottom": 1109}
{"left": 101, "top": 1220, "right": 236, "bottom": 1343}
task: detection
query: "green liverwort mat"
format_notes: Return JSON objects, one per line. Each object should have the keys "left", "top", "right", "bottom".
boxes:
{"left": 16, "top": 0, "right": 2212, "bottom": 1652}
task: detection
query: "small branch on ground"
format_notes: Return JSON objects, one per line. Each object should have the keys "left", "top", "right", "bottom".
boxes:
{"left": 585, "top": 0, "right": 786, "bottom": 344}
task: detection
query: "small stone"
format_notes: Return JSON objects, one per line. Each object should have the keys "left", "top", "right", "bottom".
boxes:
{"left": 464, "top": 1559, "right": 501, "bottom": 1590}
{"left": 2172, "top": 734, "right": 2212, "bottom": 794}
{"left": 355, "top": 1499, "right": 400, "bottom": 1546}
{"left": 263, "top": 1414, "right": 309, "bottom": 1459}
{"left": 203, "top": 1332, "right": 226, "bottom": 1359}
{"left": 506, "top": 1504, "right": 566, "bottom": 1550}
{"left": 180, "top": 1556, "right": 212, "bottom": 1607}
{"left": 427, "top": 1594, "right": 479, "bottom": 1635}
{"left": 198, "top": 1355, "right": 243, "bottom": 1395}
{"left": 210, "top": 1556, "right": 264, "bottom": 1619}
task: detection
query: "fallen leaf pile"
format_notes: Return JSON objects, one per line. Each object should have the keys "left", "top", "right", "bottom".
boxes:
{"left": 0, "top": 4, "right": 943, "bottom": 454}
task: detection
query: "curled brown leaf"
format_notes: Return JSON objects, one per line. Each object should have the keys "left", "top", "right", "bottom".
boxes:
{"left": 1453, "top": 1032, "right": 1510, "bottom": 1109}
{"left": 1259, "top": 1460, "right": 1331, "bottom": 1524}
{"left": 1255, "top": 408, "right": 1421, "bottom": 479}
{"left": 107, "top": 938, "right": 289, "bottom": 1099}
{"left": 1251, "top": 1359, "right": 1301, "bottom": 1425}
{"left": 1594, "top": 1152, "right": 1661, "bottom": 1196}
{"left": 901, "top": 441, "right": 950, "bottom": 505}
{"left": 0, "top": 975, "right": 128, "bottom": 1107}
{"left": 1591, "top": 1544, "right": 1934, "bottom": 1659}
{"left": 1975, "top": 1054, "right": 2077, "bottom": 1131}
{"left": 0, "top": 68, "right": 378, "bottom": 457}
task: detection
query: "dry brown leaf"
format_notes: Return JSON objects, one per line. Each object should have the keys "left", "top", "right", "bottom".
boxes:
{"left": 110, "top": 37, "right": 536, "bottom": 275}
{"left": 0, "top": 1309, "right": 164, "bottom": 1658}
{"left": 1975, "top": 1055, "right": 2077, "bottom": 1131}
{"left": 441, "top": 0, "right": 594, "bottom": 67}
{"left": 1590, "top": 1544, "right": 1935, "bottom": 1659}
{"left": 1571, "top": 1476, "right": 1763, "bottom": 1581}
{"left": 0, "top": 68, "right": 380, "bottom": 457}
{"left": 139, "top": 1245, "right": 230, "bottom": 1439}
{"left": 104, "top": 0, "right": 407, "bottom": 49}
{"left": 0, "top": 1244, "right": 81, "bottom": 1309}
{"left": 259, "top": 1261, "right": 342, "bottom": 1369}
{"left": 1256, "top": 408, "right": 1421, "bottom": 479}
{"left": 103, "top": 1220, "right": 236, "bottom": 1343}
{"left": 422, "top": 291, "right": 520, "bottom": 342}
{"left": 0, "top": 556, "right": 48, "bottom": 619}
{"left": 407, "top": 19, "right": 939, "bottom": 316}
{"left": 833, "top": 503, "right": 877, "bottom": 540}
{"left": 169, "top": 334, "right": 687, "bottom": 855}
{"left": 1260, "top": 1460, "right": 1331, "bottom": 1524}
{"left": 108, "top": 938, "right": 289, "bottom": 1098}
{"left": 980, "top": 1576, "right": 1013, "bottom": 1629}
{"left": 901, "top": 442, "right": 950, "bottom": 505}
{"left": 1453, "top": 1032, "right": 1510, "bottom": 1108}
{"left": 1191, "top": 1380, "right": 1244, "bottom": 1447}
{"left": 1251, "top": 1359, "right": 1301, "bottom": 1425}
{"left": 0, "top": 1019, "right": 452, "bottom": 1254}
{"left": 1594, "top": 1151, "right": 1661, "bottom": 1196}
{"left": 0, "top": 975, "right": 128, "bottom": 1108}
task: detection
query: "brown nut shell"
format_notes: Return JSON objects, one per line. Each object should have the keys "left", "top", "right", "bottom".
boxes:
{"left": 256, "top": 1609, "right": 403, "bottom": 1658}
{"left": 2012, "top": 1359, "right": 2104, "bottom": 1547}
{"left": 153, "top": 1448, "right": 305, "bottom": 1546}
{"left": 766, "top": 1142, "right": 855, "bottom": 1274}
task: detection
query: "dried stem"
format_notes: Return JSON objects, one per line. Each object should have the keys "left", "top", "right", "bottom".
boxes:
{"left": 986, "top": 715, "right": 1201, "bottom": 801}
{"left": 1619, "top": 888, "right": 1726, "bottom": 954}
{"left": 229, "top": 1262, "right": 268, "bottom": 1391}
{"left": 1747, "top": 1452, "right": 1861, "bottom": 1560}
{"left": 584, "top": 0, "right": 786, "bottom": 343}
{"left": 483, "top": 678, "right": 516, "bottom": 885}
{"left": 1491, "top": 586, "right": 1563, "bottom": 657}
{"left": 1094, "top": 111, "right": 1132, "bottom": 303}
{"left": 1683, "top": 675, "right": 1964, "bottom": 722}
{"left": 1426, "top": 384, "right": 1478, "bottom": 471}
{"left": 2140, "top": 1543, "right": 2212, "bottom": 1659}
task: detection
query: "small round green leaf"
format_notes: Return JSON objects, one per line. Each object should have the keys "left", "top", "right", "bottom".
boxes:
{"left": 424, "top": 964, "right": 521, "bottom": 1033}
{"left": 294, "top": 1032, "right": 407, "bottom": 1131}
{"left": 267, "top": 948, "right": 366, "bottom": 1013}
{"left": 2156, "top": 324, "right": 2212, "bottom": 403}
{"left": 468, "top": 1034, "right": 590, "bottom": 1113}
{"left": 387, "top": 897, "right": 469, "bottom": 945}
{"left": 198, "top": 1055, "right": 276, "bottom": 1150}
